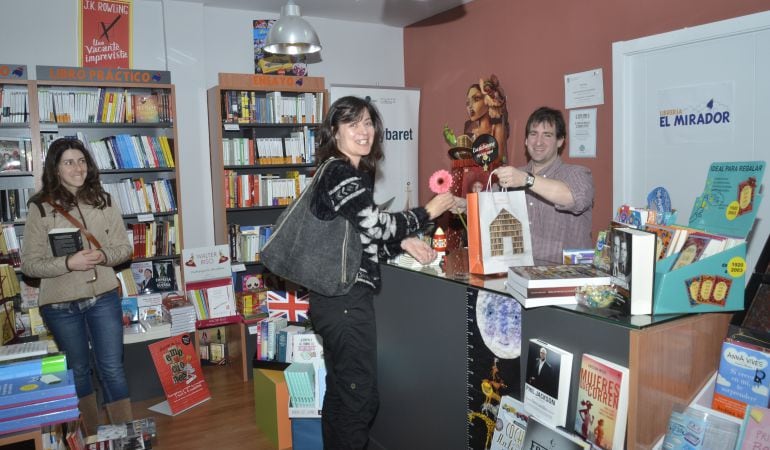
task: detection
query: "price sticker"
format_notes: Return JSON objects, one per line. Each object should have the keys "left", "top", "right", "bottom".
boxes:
{"left": 727, "top": 256, "right": 746, "bottom": 278}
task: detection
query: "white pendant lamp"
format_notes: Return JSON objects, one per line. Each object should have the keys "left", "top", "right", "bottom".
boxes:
{"left": 263, "top": 0, "right": 322, "bottom": 55}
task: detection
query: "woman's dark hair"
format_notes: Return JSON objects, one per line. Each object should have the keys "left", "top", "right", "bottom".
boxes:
{"left": 525, "top": 106, "right": 566, "bottom": 152}
{"left": 29, "top": 137, "right": 108, "bottom": 210}
{"left": 315, "top": 96, "right": 384, "bottom": 177}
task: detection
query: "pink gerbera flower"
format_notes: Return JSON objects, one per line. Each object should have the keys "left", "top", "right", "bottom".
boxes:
{"left": 429, "top": 169, "right": 452, "bottom": 194}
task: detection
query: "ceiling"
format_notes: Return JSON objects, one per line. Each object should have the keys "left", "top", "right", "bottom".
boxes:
{"left": 172, "top": 0, "right": 473, "bottom": 27}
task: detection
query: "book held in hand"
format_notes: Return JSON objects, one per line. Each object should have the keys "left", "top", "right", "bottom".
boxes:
{"left": 48, "top": 227, "right": 83, "bottom": 257}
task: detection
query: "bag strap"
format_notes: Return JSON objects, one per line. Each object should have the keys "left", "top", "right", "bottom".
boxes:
{"left": 487, "top": 167, "right": 510, "bottom": 192}
{"left": 46, "top": 201, "right": 102, "bottom": 249}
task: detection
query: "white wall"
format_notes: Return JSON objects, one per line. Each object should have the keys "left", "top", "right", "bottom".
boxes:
{"left": 0, "top": 0, "right": 405, "bottom": 248}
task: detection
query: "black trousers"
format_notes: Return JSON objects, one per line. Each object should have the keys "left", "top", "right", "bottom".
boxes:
{"left": 310, "top": 284, "right": 379, "bottom": 450}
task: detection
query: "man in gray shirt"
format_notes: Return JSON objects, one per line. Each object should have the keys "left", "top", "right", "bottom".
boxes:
{"left": 494, "top": 107, "right": 594, "bottom": 264}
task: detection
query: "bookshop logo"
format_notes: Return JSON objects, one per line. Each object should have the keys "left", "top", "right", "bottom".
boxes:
{"left": 658, "top": 98, "right": 731, "bottom": 128}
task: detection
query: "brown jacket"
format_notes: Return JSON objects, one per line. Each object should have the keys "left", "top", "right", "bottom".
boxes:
{"left": 21, "top": 199, "right": 132, "bottom": 306}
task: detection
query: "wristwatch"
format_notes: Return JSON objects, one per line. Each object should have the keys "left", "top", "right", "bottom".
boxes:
{"left": 524, "top": 172, "right": 536, "bottom": 189}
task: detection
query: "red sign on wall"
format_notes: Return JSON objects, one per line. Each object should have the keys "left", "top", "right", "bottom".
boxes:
{"left": 79, "top": 0, "right": 132, "bottom": 68}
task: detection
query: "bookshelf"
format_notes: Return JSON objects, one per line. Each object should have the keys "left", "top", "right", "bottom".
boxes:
{"left": 206, "top": 73, "right": 325, "bottom": 381}
{"left": 32, "top": 66, "right": 183, "bottom": 269}
{"left": 0, "top": 66, "right": 185, "bottom": 347}
{"left": 0, "top": 65, "right": 37, "bottom": 345}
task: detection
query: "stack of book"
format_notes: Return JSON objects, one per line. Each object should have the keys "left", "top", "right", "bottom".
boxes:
{"left": 86, "top": 417, "right": 158, "bottom": 449}
{"left": 284, "top": 363, "right": 316, "bottom": 409}
{"left": 0, "top": 353, "right": 79, "bottom": 434}
{"left": 506, "top": 264, "right": 611, "bottom": 308}
{"left": 161, "top": 294, "right": 196, "bottom": 335}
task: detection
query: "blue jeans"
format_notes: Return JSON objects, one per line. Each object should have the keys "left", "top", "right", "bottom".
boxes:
{"left": 40, "top": 289, "right": 129, "bottom": 403}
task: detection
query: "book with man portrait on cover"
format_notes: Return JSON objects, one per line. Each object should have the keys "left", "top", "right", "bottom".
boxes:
{"left": 523, "top": 338, "right": 573, "bottom": 428}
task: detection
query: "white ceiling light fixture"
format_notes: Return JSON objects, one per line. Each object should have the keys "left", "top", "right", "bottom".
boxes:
{"left": 263, "top": 0, "right": 322, "bottom": 55}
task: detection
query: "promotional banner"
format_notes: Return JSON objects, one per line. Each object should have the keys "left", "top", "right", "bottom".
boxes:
{"left": 330, "top": 85, "right": 420, "bottom": 211}
{"left": 148, "top": 334, "right": 211, "bottom": 415}
{"left": 79, "top": 0, "right": 132, "bottom": 68}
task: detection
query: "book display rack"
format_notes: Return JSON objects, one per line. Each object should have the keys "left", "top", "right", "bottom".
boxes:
{"left": 206, "top": 73, "right": 327, "bottom": 382}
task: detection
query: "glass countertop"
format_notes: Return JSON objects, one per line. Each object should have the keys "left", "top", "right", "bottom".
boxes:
{"left": 386, "top": 248, "right": 689, "bottom": 330}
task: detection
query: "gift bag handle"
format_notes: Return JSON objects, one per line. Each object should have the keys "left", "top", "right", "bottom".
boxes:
{"left": 485, "top": 168, "right": 511, "bottom": 192}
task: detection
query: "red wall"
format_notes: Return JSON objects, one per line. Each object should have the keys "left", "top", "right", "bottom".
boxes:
{"left": 405, "top": 0, "right": 768, "bottom": 241}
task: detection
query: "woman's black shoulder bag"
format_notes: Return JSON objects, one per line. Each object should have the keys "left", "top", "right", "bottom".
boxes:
{"left": 261, "top": 158, "right": 362, "bottom": 296}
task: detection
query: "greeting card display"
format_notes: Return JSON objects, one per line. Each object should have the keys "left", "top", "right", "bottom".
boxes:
{"left": 654, "top": 161, "right": 765, "bottom": 314}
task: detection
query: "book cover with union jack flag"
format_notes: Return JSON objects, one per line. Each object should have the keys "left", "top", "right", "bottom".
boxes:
{"left": 267, "top": 290, "right": 309, "bottom": 322}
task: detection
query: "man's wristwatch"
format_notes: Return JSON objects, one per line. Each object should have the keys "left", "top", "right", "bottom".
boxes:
{"left": 524, "top": 172, "right": 536, "bottom": 189}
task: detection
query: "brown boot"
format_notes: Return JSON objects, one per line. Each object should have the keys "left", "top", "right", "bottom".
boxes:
{"left": 78, "top": 393, "right": 101, "bottom": 437}
{"left": 105, "top": 398, "right": 134, "bottom": 425}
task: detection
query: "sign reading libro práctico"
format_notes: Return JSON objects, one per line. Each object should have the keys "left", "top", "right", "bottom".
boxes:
{"left": 79, "top": 0, "right": 133, "bottom": 68}
{"left": 36, "top": 66, "right": 170, "bottom": 85}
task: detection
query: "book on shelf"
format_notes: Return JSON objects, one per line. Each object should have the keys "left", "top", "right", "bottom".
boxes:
{"left": 48, "top": 227, "right": 83, "bottom": 257}
{"left": 121, "top": 297, "right": 139, "bottom": 324}
{"left": 0, "top": 394, "right": 78, "bottom": 422}
{"left": 609, "top": 227, "right": 655, "bottom": 315}
{"left": 523, "top": 338, "right": 574, "bottom": 428}
{"left": 0, "top": 369, "right": 76, "bottom": 408}
{"left": 152, "top": 259, "right": 177, "bottom": 292}
{"left": 663, "top": 403, "right": 741, "bottom": 450}
{"left": 276, "top": 324, "right": 306, "bottom": 363}
{"left": 0, "top": 341, "right": 52, "bottom": 364}
{"left": 504, "top": 281, "right": 578, "bottom": 309}
{"left": 520, "top": 416, "right": 589, "bottom": 450}
{"left": 133, "top": 90, "right": 161, "bottom": 123}
{"left": 562, "top": 248, "right": 595, "bottom": 265}
{"left": 489, "top": 395, "right": 529, "bottom": 450}
{"left": 737, "top": 404, "right": 770, "bottom": 450}
{"left": 284, "top": 362, "right": 316, "bottom": 408}
{"left": 712, "top": 327, "right": 770, "bottom": 418}
{"left": 670, "top": 232, "right": 728, "bottom": 270}
{"left": 291, "top": 333, "right": 324, "bottom": 365}
{"left": 644, "top": 223, "right": 676, "bottom": 260}
{"left": 131, "top": 261, "right": 157, "bottom": 294}
{"left": 573, "top": 353, "right": 629, "bottom": 450}
{"left": 0, "top": 263, "right": 21, "bottom": 299}
{"left": 507, "top": 264, "right": 611, "bottom": 289}
{"left": 0, "top": 401, "right": 80, "bottom": 435}
{"left": 0, "top": 137, "right": 26, "bottom": 172}
{"left": 0, "top": 352, "right": 65, "bottom": 378}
